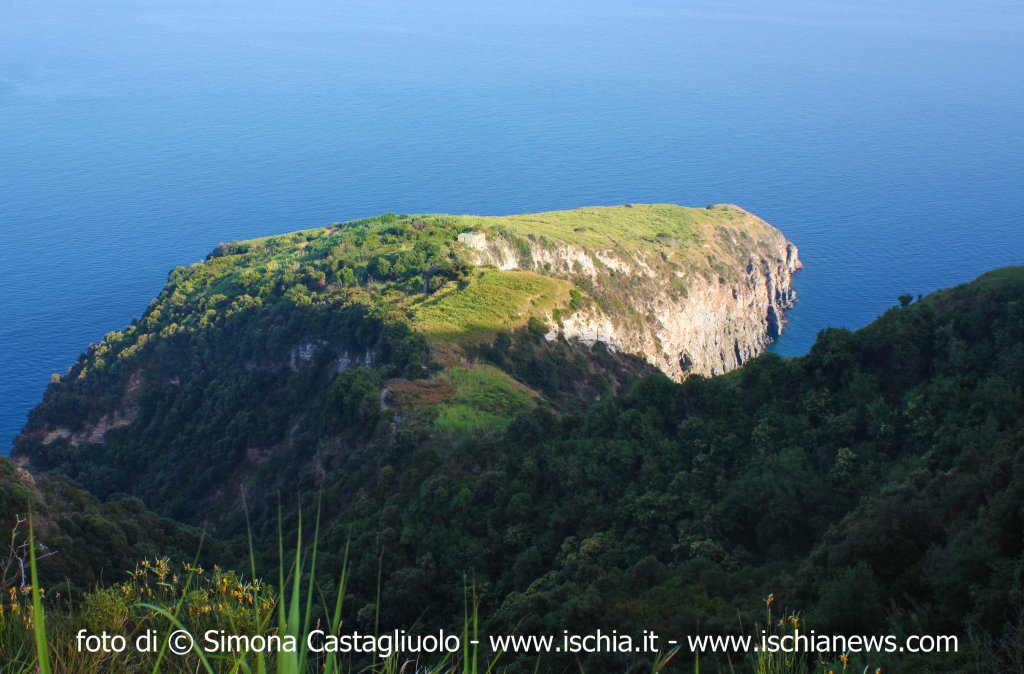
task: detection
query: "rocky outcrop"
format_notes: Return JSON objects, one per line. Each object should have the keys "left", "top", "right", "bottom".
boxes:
{"left": 559, "top": 247, "right": 798, "bottom": 378}
{"left": 463, "top": 207, "right": 800, "bottom": 379}
{"left": 37, "top": 371, "right": 143, "bottom": 447}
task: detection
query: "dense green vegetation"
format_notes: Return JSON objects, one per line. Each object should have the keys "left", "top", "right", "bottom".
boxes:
{"left": 5, "top": 204, "right": 1023, "bottom": 672}
{"left": 0, "top": 458, "right": 219, "bottom": 598}
{"left": 14, "top": 206, "right": 723, "bottom": 526}
{"left": 279, "top": 267, "right": 1021, "bottom": 673}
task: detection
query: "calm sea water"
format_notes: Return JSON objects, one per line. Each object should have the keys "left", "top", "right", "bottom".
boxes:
{"left": 2, "top": 0, "right": 1022, "bottom": 452}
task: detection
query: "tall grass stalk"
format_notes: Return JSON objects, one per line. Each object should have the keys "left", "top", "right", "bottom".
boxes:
{"left": 28, "top": 516, "right": 51, "bottom": 674}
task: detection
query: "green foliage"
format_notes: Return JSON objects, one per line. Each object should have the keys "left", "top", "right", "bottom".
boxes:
{"left": 0, "top": 458, "right": 218, "bottom": 597}
{"left": 324, "top": 368, "right": 383, "bottom": 438}
{"left": 445, "top": 366, "right": 534, "bottom": 416}
{"left": 459, "top": 204, "right": 737, "bottom": 256}
{"left": 8, "top": 197, "right": 1024, "bottom": 674}
{"left": 412, "top": 269, "right": 571, "bottom": 344}
{"left": 22, "top": 298, "right": 426, "bottom": 521}
{"left": 432, "top": 366, "right": 536, "bottom": 440}
{"left": 309, "top": 268, "right": 1024, "bottom": 672}
{"left": 474, "top": 329, "right": 652, "bottom": 409}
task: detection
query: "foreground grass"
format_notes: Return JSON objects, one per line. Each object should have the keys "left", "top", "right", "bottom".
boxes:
{"left": 3, "top": 516, "right": 884, "bottom": 674}
{"left": 4, "top": 569, "right": 881, "bottom": 672}
{"left": 4, "top": 512, "right": 506, "bottom": 674}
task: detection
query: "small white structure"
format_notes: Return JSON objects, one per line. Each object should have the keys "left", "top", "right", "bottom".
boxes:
{"left": 457, "top": 231, "right": 486, "bottom": 248}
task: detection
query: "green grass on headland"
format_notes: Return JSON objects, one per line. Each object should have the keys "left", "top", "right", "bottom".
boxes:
{"left": 432, "top": 365, "right": 536, "bottom": 437}
{"left": 412, "top": 269, "right": 572, "bottom": 344}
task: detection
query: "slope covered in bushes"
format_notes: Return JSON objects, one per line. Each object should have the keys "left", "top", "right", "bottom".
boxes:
{"left": 8, "top": 224, "right": 1023, "bottom": 671}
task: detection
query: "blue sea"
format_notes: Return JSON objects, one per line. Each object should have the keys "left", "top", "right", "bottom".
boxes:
{"left": 2, "top": 0, "right": 1022, "bottom": 452}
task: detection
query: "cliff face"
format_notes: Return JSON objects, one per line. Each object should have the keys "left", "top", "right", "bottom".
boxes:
{"left": 557, "top": 248, "right": 799, "bottom": 378}
{"left": 462, "top": 205, "right": 800, "bottom": 378}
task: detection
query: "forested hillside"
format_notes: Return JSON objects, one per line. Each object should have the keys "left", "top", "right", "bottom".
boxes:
{"left": 5, "top": 207, "right": 1022, "bottom": 672}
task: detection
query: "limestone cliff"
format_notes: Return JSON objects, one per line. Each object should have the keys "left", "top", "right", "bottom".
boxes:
{"left": 459, "top": 204, "right": 800, "bottom": 378}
